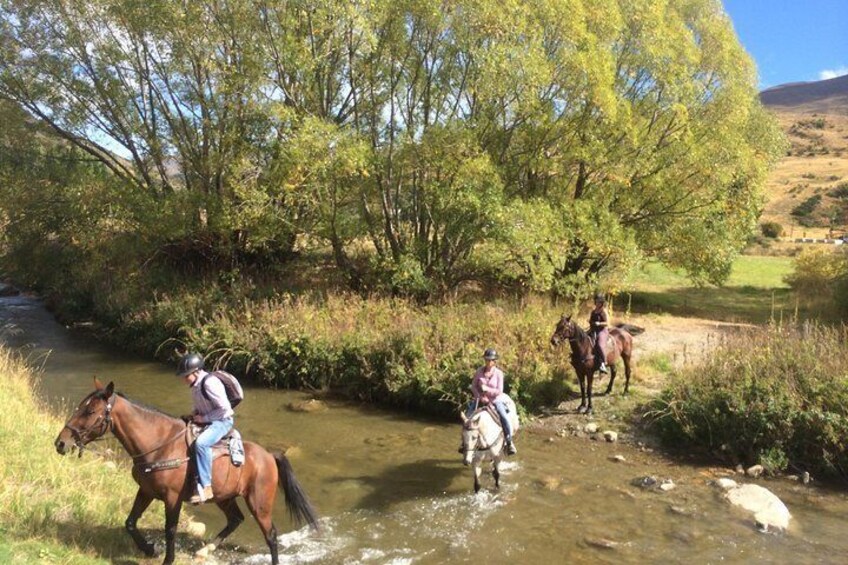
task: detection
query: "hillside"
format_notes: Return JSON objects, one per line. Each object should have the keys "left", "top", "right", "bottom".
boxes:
{"left": 759, "top": 75, "right": 848, "bottom": 240}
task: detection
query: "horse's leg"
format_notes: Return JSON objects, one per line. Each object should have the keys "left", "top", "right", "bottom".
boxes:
{"left": 623, "top": 350, "right": 632, "bottom": 394}
{"left": 605, "top": 363, "right": 617, "bottom": 395}
{"left": 473, "top": 460, "right": 482, "bottom": 493}
{"left": 125, "top": 488, "right": 156, "bottom": 557}
{"left": 577, "top": 371, "right": 587, "bottom": 413}
{"left": 586, "top": 372, "right": 594, "bottom": 414}
{"left": 211, "top": 498, "right": 245, "bottom": 547}
{"left": 245, "top": 481, "right": 280, "bottom": 564}
{"left": 492, "top": 454, "right": 501, "bottom": 489}
{"left": 162, "top": 493, "right": 183, "bottom": 565}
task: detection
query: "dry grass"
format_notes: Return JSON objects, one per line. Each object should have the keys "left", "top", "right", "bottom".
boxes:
{"left": 760, "top": 110, "right": 848, "bottom": 239}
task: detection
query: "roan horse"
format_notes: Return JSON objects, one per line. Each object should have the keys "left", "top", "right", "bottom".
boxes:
{"left": 459, "top": 397, "right": 520, "bottom": 493}
{"left": 54, "top": 378, "right": 319, "bottom": 565}
{"left": 550, "top": 315, "right": 643, "bottom": 414}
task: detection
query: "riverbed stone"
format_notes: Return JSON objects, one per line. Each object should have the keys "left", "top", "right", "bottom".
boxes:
{"left": 0, "top": 284, "right": 20, "bottom": 297}
{"left": 746, "top": 464, "right": 764, "bottom": 478}
{"left": 584, "top": 422, "right": 598, "bottom": 434}
{"left": 714, "top": 479, "right": 792, "bottom": 532}
{"left": 603, "top": 430, "right": 618, "bottom": 443}
{"left": 288, "top": 399, "right": 328, "bottom": 413}
{"left": 632, "top": 476, "right": 658, "bottom": 489}
{"left": 186, "top": 521, "right": 206, "bottom": 538}
{"left": 611, "top": 454, "right": 626, "bottom": 463}
{"left": 584, "top": 537, "right": 619, "bottom": 550}
{"left": 659, "top": 479, "right": 676, "bottom": 492}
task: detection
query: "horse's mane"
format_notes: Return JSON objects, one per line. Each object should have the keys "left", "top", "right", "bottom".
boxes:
{"left": 94, "top": 389, "right": 181, "bottom": 423}
{"left": 573, "top": 322, "right": 589, "bottom": 342}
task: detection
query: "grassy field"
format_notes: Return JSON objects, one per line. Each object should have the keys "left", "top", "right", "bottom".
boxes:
{"left": 0, "top": 346, "right": 200, "bottom": 564}
{"left": 623, "top": 255, "right": 798, "bottom": 324}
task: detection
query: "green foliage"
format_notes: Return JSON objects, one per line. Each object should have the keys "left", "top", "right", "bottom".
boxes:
{"left": 649, "top": 323, "right": 848, "bottom": 478}
{"left": 760, "top": 221, "right": 783, "bottom": 238}
{"left": 791, "top": 195, "right": 822, "bottom": 218}
{"left": 0, "top": 0, "right": 785, "bottom": 298}
{"left": 784, "top": 248, "right": 848, "bottom": 313}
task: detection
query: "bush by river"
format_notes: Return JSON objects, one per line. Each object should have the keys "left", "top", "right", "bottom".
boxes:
{"left": 649, "top": 322, "right": 848, "bottom": 479}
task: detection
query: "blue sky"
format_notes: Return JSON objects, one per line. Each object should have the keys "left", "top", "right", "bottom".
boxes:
{"left": 722, "top": 0, "right": 848, "bottom": 90}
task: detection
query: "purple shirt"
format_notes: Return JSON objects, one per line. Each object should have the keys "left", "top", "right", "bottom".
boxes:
{"left": 191, "top": 370, "right": 234, "bottom": 423}
{"left": 472, "top": 366, "right": 505, "bottom": 405}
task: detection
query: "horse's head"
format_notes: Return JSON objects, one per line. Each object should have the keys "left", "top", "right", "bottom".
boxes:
{"left": 55, "top": 377, "right": 116, "bottom": 456}
{"left": 459, "top": 411, "right": 483, "bottom": 466}
{"left": 550, "top": 314, "right": 576, "bottom": 346}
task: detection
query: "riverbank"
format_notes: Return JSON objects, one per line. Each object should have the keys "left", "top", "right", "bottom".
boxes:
{"left": 0, "top": 346, "right": 201, "bottom": 564}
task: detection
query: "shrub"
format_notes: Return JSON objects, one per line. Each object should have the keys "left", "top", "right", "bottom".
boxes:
{"left": 648, "top": 323, "right": 848, "bottom": 478}
{"left": 760, "top": 222, "right": 783, "bottom": 238}
{"left": 791, "top": 194, "right": 822, "bottom": 218}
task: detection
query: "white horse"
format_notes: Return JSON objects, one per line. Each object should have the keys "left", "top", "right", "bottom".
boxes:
{"left": 459, "top": 395, "right": 520, "bottom": 493}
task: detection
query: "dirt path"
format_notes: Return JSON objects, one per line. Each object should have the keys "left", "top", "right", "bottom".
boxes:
{"left": 526, "top": 313, "right": 754, "bottom": 443}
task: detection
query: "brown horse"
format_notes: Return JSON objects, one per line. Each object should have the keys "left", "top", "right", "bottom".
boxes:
{"left": 550, "top": 315, "right": 642, "bottom": 414}
{"left": 54, "top": 378, "right": 319, "bottom": 565}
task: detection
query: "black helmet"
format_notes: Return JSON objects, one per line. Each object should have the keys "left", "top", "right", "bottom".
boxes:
{"left": 483, "top": 348, "right": 499, "bottom": 361}
{"left": 176, "top": 353, "right": 204, "bottom": 377}
{"left": 594, "top": 293, "right": 606, "bottom": 304}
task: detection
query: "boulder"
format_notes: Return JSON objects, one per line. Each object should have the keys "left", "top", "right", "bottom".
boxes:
{"left": 714, "top": 479, "right": 791, "bottom": 532}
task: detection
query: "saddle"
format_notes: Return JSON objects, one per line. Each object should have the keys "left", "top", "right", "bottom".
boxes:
{"left": 187, "top": 422, "right": 245, "bottom": 466}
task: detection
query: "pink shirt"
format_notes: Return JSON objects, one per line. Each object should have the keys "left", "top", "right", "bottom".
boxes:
{"left": 471, "top": 366, "right": 505, "bottom": 405}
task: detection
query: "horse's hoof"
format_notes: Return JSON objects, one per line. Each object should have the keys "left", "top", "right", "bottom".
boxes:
{"left": 141, "top": 543, "right": 156, "bottom": 558}
{"left": 576, "top": 406, "right": 587, "bottom": 414}
{"left": 585, "top": 408, "right": 593, "bottom": 415}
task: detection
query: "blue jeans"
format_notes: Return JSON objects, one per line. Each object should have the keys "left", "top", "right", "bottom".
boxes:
{"left": 195, "top": 417, "right": 233, "bottom": 488}
{"left": 466, "top": 400, "right": 513, "bottom": 442}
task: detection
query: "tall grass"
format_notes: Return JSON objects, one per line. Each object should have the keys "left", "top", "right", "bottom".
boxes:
{"left": 649, "top": 323, "right": 848, "bottom": 478}
{"left": 115, "top": 291, "right": 575, "bottom": 415}
{"left": 0, "top": 347, "right": 167, "bottom": 562}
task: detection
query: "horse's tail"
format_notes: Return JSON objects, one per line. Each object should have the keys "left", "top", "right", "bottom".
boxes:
{"left": 616, "top": 323, "right": 645, "bottom": 336}
{"left": 274, "top": 453, "right": 320, "bottom": 531}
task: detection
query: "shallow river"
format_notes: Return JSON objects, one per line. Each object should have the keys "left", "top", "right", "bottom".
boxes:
{"left": 2, "top": 292, "right": 848, "bottom": 564}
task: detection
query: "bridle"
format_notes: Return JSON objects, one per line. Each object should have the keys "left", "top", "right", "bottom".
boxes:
{"left": 62, "top": 393, "right": 117, "bottom": 457}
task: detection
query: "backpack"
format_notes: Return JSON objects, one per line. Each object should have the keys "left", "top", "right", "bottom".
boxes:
{"left": 200, "top": 370, "right": 244, "bottom": 408}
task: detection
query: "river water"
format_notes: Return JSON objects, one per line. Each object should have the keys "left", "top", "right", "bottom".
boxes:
{"left": 2, "top": 291, "right": 848, "bottom": 564}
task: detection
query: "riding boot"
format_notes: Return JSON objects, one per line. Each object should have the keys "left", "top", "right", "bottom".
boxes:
{"left": 189, "top": 484, "right": 214, "bottom": 505}
{"left": 506, "top": 439, "right": 517, "bottom": 455}
{"left": 599, "top": 362, "right": 608, "bottom": 374}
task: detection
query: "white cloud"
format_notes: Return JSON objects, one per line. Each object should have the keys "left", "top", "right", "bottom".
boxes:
{"left": 819, "top": 67, "right": 848, "bottom": 80}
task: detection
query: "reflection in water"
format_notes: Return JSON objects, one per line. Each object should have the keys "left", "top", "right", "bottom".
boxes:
{"left": 3, "top": 293, "right": 848, "bottom": 564}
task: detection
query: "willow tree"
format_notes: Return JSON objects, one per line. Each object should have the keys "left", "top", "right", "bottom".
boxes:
{"left": 0, "top": 0, "right": 784, "bottom": 296}
{"left": 468, "top": 0, "right": 786, "bottom": 293}
{"left": 0, "top": 0, "right": 297, "bottom": 259}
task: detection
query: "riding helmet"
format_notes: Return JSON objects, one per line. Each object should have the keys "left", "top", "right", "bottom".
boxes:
{"left": 176, "top": 353, "right": 204, "bottom": 377}
{"left": 483, "top": 348, "right": 499, "bottom": 361}
{"left": 594, "top": 293, "right": 606, "bottom": 304}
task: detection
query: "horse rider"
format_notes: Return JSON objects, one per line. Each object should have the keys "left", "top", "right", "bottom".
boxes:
{"left": 176, "top": 352, "right": 233, "bottom": 504}
{"left": 462, "top": 348, "right": 517, "bottom": 455}
{"left": 589, "top": 293, "right": 609, "bottom": 374}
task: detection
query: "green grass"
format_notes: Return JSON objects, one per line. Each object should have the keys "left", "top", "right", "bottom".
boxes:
{"left": 0, "top": 347, "right": 199, "bottom": 563}
{"left": 623, "top": 256, "right": 799, "bottom": 323}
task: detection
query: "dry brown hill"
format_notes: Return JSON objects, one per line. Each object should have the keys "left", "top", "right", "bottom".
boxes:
{"left": 759, "top": 75, "right": 848, "bottom": 240}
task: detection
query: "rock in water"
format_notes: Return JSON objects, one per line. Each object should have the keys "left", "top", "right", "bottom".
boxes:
{"left": 715, "top": 479, "right": 791, "bottom": 532}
